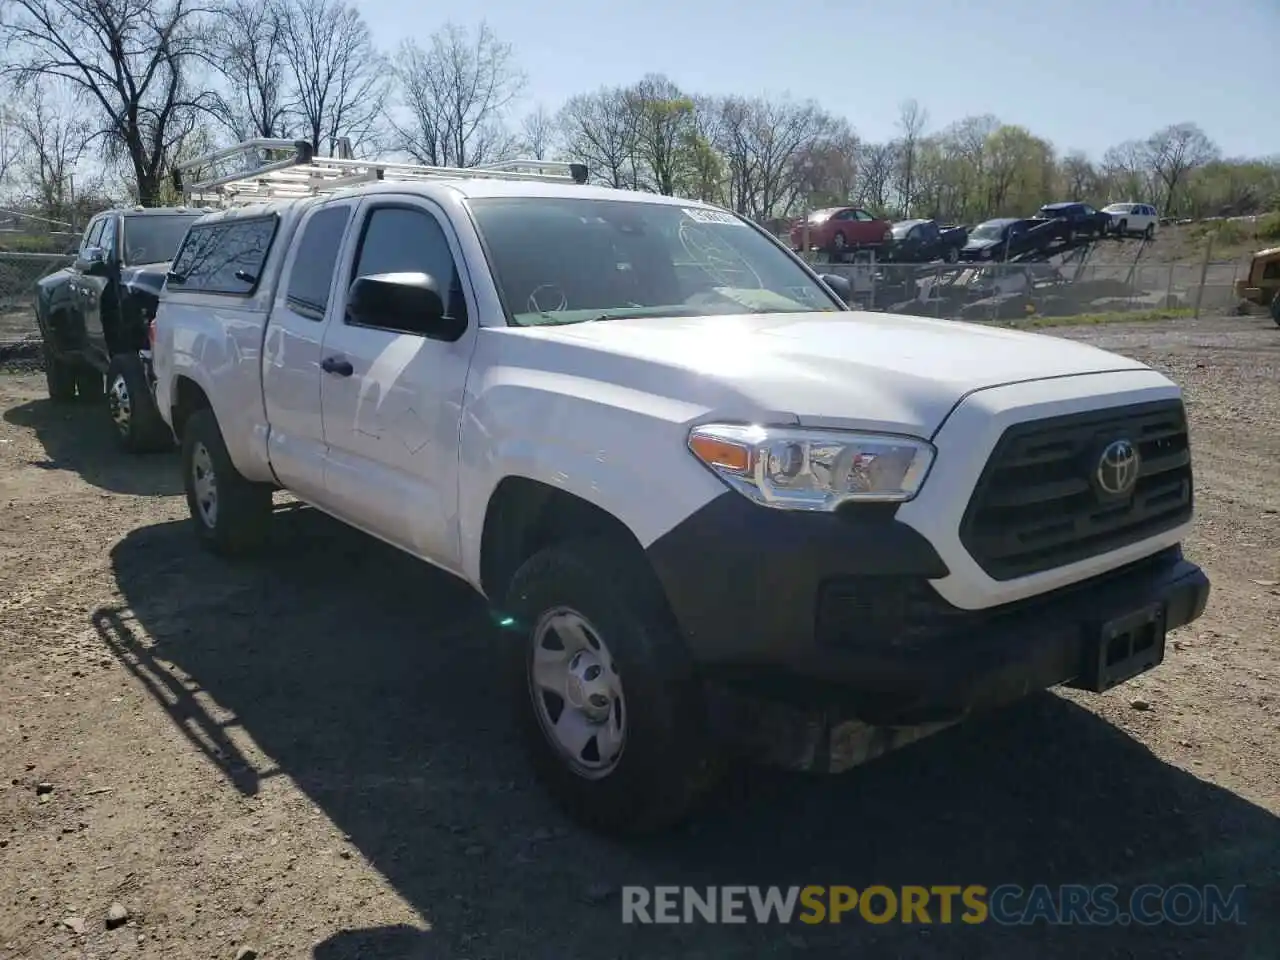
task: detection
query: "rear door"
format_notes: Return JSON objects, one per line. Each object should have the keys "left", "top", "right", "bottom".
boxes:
{"left": 317, "top": 195, "right": 475, "bottom": 571}
{"left": 262, "top": 199, "right": 358, "bottom": 504}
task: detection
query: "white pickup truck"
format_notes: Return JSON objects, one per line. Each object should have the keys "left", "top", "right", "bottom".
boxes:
{"left": 152, "top": 143, "right": 1210, "bottom": 835}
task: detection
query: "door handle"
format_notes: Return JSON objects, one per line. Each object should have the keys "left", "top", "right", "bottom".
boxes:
{"left": 321, "top": 356, "right": 353, "bottom": 377}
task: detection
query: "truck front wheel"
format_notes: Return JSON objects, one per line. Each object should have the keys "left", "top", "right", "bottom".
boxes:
{"left": 181, "top": 408, "right": 273, "bottom": 556}
{"left": 106, "top": 353, "right": 172, "bottom": 453}
{"left": 41, "top": 339, "right": 78, "bottom": 402}
{"left": 503, "top": 539, "right": 724, "bottom": 836}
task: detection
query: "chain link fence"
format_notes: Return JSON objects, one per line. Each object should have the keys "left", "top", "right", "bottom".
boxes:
{"left": 809, "top": 256, "right": 1245, "bottom": 322}
{"left": 0, "top": 252, "right": 75, "bottom": 343}
{"left": 0, "top": 249, "right": 1249, "bottom": 345}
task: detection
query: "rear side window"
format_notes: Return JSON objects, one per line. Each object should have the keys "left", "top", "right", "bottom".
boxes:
{"left": 285, "top": 205, "right": 353, "bottom": 320}
{"left": 169, "top": 215, "right": 279, "bottom": 295}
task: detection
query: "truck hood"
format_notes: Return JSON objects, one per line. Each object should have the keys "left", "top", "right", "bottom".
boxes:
{"left": 120, "top": 261, "right": 172, "bottom": 299}
{"left": 518, "top": 311, "right": 1150, "bottom": 437}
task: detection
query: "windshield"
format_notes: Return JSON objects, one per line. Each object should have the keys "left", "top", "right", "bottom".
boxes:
{"left": 122, "top": 215, "right": 201, "bottom": 265}
{"left": 468, "top": 197, "right": 842, "bottom": 327}
{"left": 970, "top": 222, "right": 1006, "bottom": 241}
{"left": 1103, "top": 203, "right": 1133, "bottom": 214}
{"left": 890, "top": 222, "right": 917, "bottom": 239}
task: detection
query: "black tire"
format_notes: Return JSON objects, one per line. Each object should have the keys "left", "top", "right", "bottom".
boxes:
{"left": 75, "top": 366, "right": 103, "bottom": 402}
{"left": 41, "top": 339, "right": 78, "bottom": 402}
{"left": 181, "top": 407, "right": 273, "bottom": 556}
{"left": 1117, "top": 219, "right": 1128, "bottom": 237}
{"left": 1270, "top": 295, "right": 1280, "bottom": 328}
{"left": 503, "top": 538, "right": 724, "bottom": 837}
{"left": 1144, "top": 223, "right": 1155, "bottom": 241}
{"left": 106, "top": 352, "right": 172, "bottom": 453}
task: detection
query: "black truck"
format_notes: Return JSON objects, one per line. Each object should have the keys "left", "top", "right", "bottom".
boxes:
{"left": 883, "top": 218, "right": 969, "bottom": 262}
{"left": 34, "top": 207, "right": 202, "bottom": 451}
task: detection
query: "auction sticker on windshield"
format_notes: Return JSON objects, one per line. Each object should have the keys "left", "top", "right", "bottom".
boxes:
{"left": 682, "top": 208, "right": 743, "bottom": 226}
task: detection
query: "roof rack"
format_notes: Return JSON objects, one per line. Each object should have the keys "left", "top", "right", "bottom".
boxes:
{"left": 170, "top": 138, "right": 589, "bottom": 208}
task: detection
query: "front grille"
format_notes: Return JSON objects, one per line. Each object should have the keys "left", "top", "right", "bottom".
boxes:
{"left": 959, "top": 400, "right": 1193, "bottom": 580}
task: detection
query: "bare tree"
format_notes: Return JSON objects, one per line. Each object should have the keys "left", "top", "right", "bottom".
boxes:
{"left": 0, "top": 0, "right": 214, "bottom": 204}
{"left": 392, "top": 21, "right": 525, "bottom": 168}
{"left": 626, "top": 74, "right": 696, "bottom": 196}
{"left": 894, "top": 98, "right": 929, "bottom": 214}
{"left": 558, "top": 87, "right": 639, "bottom": 189}
{"left": 210, "top": 0, "right": 291, "bottom": 141}
{"left": 279, "top": 0, "right": 387, "bottom": 156}
{"left": 855, "top": 142, "right": 897, "bottom": 212}
{"left": 1101, "top": 140, "right": 1154, "bottom": 203}
{"left": 8, "top": 80, "right": 94, "bottom": 223}
{"left": 715, "top": 95, "right": 837, "bottom": 220}
{"left": 519, "top": 104, "right": 557, "bottom": 160}
{"left": 1059, "top": 150, "right": 1098, "bottom": 199}
{"left": 0, "top": 106, "right": 23, "bottom": 191}
{"left": 1143, "top": 123, "right": 1219, "bottom": 216}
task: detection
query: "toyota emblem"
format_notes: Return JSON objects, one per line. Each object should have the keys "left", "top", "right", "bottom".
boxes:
{"left": 1096, "top": 439, "right": 1141, "bottom": 497}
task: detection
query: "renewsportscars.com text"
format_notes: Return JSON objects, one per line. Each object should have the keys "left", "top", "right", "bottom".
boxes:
{"left": 621, "top": 884, "right": 1247, "bottom": 926}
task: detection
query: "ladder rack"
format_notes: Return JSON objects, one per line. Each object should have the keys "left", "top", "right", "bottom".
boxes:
{"left": 170, "top": 138, "right": 589, "bottom": 208}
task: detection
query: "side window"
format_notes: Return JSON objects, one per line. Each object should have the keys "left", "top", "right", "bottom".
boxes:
{"left": 285, "top": 205, "right": 353, "bottom": 321}
{"left": 98, "top": 217, "right": 118, "bottom": 261}
{"left": 169, "top": 216, "right": 279, "bottom": 296}
{"left": 1081, "top": 205, "right": 1096, "bottom": 216}
{"left": 347, "top": 205, "right": 466, "bottom": 333}
{"left": 854, "top": 210, "right": 875, "bottom": 222}
{"left": 1262, "top": 261, "right": 1280, "bottom": 281}
{"left": 82, "top": 218, "right": 105, "bottom": 253}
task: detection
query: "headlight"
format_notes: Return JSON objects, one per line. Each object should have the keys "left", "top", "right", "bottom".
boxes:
{"left": 687, "top": 423, "right": 935, "bottom": 511}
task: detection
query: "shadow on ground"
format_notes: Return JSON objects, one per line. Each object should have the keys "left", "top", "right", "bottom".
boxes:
{"left": 97, "top": 508, "right": 1280, "bottom": 959}
{"left": 4, "top": 395, "right": 181, "bottom": 496}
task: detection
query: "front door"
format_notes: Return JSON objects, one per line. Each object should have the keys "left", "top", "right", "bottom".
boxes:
{"left": 81, "top": 215, "right": 118, "bottom": 364}
{"left": 317, "top": 196, "right": 475, "bottom": 571}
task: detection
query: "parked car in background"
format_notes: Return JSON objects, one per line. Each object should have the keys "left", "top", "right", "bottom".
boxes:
{"left": 34, "top": 206, "right": 204, "bottom": 451}
{"left": 959, "top": 218, "right": 1044, "bottom": 261}
{"left": 1031, "top": 202, "right": 1111, "bottom": 242}
{"left": 790, "top": 206, "right": 892, "bottom": 254}
{"left": 883, "top": 219, "right": 968, "bottom": 263}
{"left": 1102, "top": 202, "right": 1159, "bottom": 239}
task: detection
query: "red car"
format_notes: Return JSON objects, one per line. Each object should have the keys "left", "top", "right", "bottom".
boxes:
{"left": 789, "top": 206, "right": 892, "bottom": 254}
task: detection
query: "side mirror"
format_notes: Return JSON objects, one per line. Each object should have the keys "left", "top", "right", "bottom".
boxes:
{"left": 346, "top": 271, "right": 464, "bottom": 341}
{"left": 820, "top": 273, "right": 853, "bottom": 306}
{"left": 79, "top": 246, "right": 109, "bottom": 276}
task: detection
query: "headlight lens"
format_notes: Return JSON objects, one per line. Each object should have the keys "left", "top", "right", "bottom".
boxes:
{"left": 687, "top": 423, "right": 935, "bottom": 511}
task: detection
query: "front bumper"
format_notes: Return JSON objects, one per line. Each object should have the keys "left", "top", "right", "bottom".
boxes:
{"left": 645, "top": 493, "right": 1209, "bottom": 764}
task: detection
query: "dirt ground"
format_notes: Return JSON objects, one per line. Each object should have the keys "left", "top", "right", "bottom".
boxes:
{"left": 1, "top": 314, "right": 1278, "bottom": 960}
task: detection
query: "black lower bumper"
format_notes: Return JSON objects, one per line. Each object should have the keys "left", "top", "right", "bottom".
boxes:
{"left": 646, "top": 494, "right": 1210, "bottom": 736}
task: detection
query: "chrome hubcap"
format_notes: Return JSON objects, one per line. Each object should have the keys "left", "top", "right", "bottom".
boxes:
{"left": 191, "top": 442, "right": 217, "bottom": 528}
{"left": 108, "top": 374, "right": 131, "bottom": 435}
{"left": 529, "top": 608, "right": 626, "bottom": 779}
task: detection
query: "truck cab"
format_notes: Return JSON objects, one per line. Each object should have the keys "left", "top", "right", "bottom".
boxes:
{"left": 35, "top": 206, "right": 204, "bottom": 449}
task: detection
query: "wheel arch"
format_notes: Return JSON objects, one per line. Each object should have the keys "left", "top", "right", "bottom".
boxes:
{"left": 479, "top": 476, "right": 661, "bottom": 606}
{"left": 170, "top": 373, "right": 213, "bottom": 442}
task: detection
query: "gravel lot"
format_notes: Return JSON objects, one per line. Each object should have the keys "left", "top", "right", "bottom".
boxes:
{"left": 1, "top": 314, "right": 1278, "bottom": 959}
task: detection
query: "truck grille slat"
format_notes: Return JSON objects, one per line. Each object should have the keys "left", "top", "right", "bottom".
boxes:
{"left": 960, "top": 400, "right": 1193, "bottom": 580}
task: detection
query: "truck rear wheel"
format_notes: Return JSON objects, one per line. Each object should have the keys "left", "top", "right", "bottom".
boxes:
{"left": 181, "top": 408, "right": 273, "bottom": 556}
{"left": 502, "top": 539, "right": 724, "bottom": 836}
{"left": 107, "top": 353, "right": 172, "bottom": 453}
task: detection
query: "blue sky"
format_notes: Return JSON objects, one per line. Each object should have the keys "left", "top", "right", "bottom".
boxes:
{"left": 357, "top": 0, "right": 1280, "bottom": 161}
